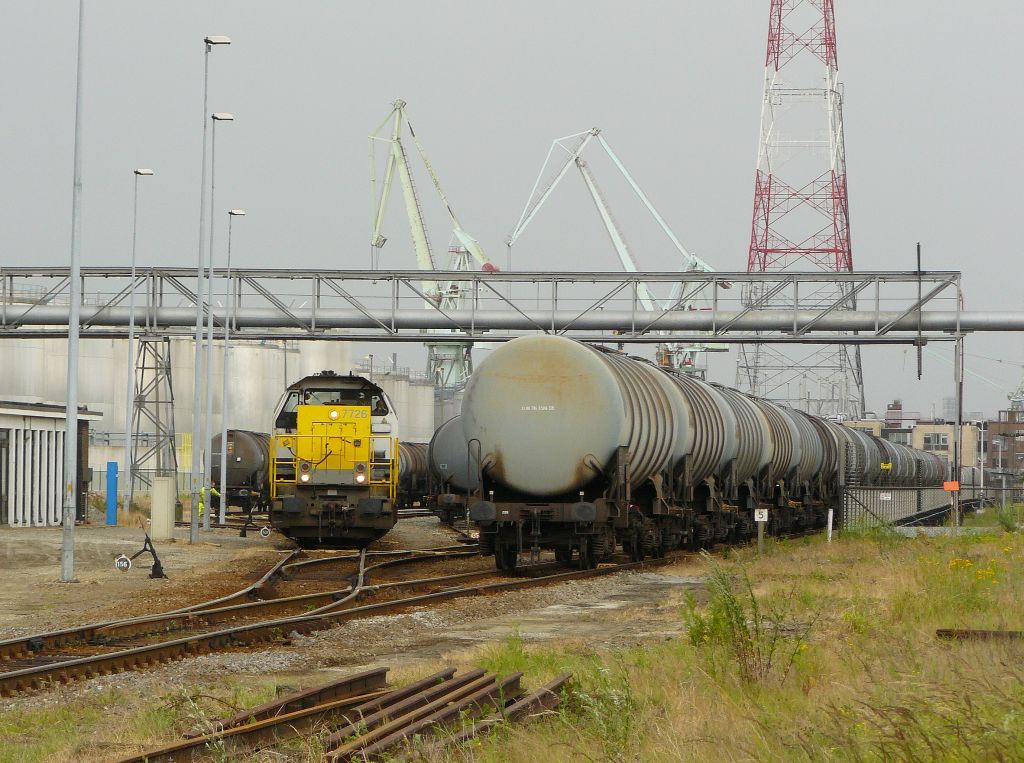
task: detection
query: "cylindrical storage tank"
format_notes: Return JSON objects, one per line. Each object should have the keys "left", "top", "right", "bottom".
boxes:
{"left": 398, "top": 442, "right": 429, "bottom": 490}
{"left": 847, "top": 427, "right": 880, "bottom": 484}
{"left": 889, "top": 442, "right": 917, "bottom": 485}
{"left": 923, "top": 452, "right": 949, "bottom": 484}
{"left": 779, "top": 407, "right": 823, "bottom": 484}
{"left": 211, "top": 430, "right": 270, "bottom": 488}
{"left": 827, "top": 422, "right": 860, "bottom": 479}
{"left": 428, "top": 416, "right": 480, "bottom": 492}
{"left": 872, "top": 440, "right": 905, "bottom": 481}
{"left": 803, "top": 414, "right": 838, "bottom": 482}
{"left": 661, "top": 374, "right": 736, "bottom": 485}
{"left": 460, "top": 336, "right": 689, "bottom": 497}
{"left": 597, "top": 351, "right": 686, "bottom": 487}
{"left": 751, "top": 398, "right": 801, "bottom": 482}
{"left": 710, "top": 383, "right": 771, "bottom": 483}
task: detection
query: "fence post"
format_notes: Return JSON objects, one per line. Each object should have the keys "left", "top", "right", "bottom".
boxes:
{"left": 105, "top": 461, "right": 118, "bottom": 526}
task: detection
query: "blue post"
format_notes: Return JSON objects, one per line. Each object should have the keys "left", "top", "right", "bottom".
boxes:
{"left": 106, "top": 461, "right": 118, "bottom": 526}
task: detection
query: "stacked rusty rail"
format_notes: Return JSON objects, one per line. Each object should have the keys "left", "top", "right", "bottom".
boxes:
{"left": 121, "top": 666, "right": 569, "bottom": 762}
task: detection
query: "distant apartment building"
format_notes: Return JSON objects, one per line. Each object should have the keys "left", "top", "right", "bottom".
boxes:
{"left": 982, "top": 409, "right": 1024, "bottom": 476}
{"left": 842, "top": 399, "right": 981, "bottom": 469}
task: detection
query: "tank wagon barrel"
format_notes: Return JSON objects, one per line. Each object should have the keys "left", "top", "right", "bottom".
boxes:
{"left": 462, "top": 335, "right": 955, "bottom": 570}
{"left": 397, "top": 442, "right": 429, "bottom": 489}
{"left": 210, "top": 429, "right": 271, "bottom": 512}
{"left": 426, "top": 415, "right": 481, "bottom": 524}
{"left": 395, "top": 441, "right": 429, "bottom": 510}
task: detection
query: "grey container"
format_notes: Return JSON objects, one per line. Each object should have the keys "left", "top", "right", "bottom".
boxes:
{"left": 428, "top": 416, "right": 480, "bottom": 492}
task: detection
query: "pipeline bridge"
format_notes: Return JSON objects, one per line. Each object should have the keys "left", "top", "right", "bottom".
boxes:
{"left": 0, "top": 267, "right": 1014, "bottom": 345}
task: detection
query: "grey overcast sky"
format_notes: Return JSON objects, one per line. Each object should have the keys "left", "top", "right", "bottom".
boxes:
{"left": 1, "top": 1, "right": 1021, "bottom": 418}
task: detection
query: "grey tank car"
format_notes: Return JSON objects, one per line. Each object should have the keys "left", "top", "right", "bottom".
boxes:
{"left": 463, "top": 335, "right": 954, "bottom": 570}
{"left": 426, "top": 415, "right": 481, "bottom": 525}
{"left": 210, "top": 429, "right": 271, "bottom": 514}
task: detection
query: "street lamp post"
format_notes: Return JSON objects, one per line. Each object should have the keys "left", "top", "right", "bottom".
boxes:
{"left": 122, "top": 168, "right": 154, "bottom": 519}
{"left": 62, "top": 0, "right": 86, "bottom": 582}
{"left": 217, "top": 209, "right": 245, "bottom": 525}
{"left": 997, "top": 437, "right": 1007, "bottom": 512}
{"left": 202, "top": 112, "right": 234, "bottom": 529}
{"left": 190, "top": 35, "right": 229, "bottom": 543}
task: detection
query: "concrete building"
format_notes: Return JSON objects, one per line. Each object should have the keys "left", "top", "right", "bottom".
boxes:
{"left": 911, "top": 422, "right": 980, "bottom": 469}
{"left": 0, "top": 400, "right": 100, "bottom": 526}
{"left": 842, "top": 417, "right": 981, "bottom": 468}
{"left": 982, "top": 410, "right": 1024, "bottom": 476}
{"left": 844, "top": 419, "right": 883, "bottom": 437}
{"left": 353, "top": 359, "right": 436, "bottom": 443}
{"left": 0, "top": 337, "right": 353, "bottom": 481}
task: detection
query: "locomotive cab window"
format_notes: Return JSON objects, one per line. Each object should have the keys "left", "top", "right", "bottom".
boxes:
{"left": 274, "top": 391, "right": 300, "bottom": 430}
{"left": 371, "top": 395, "right": 388, "bottom": 415}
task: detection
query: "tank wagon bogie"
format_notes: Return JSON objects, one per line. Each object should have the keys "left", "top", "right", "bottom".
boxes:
{"left": 463, "top": 336, "right": 954, "bottom": 570}
{"left": 269, "top": 370, "right": 398, "bottom": 547}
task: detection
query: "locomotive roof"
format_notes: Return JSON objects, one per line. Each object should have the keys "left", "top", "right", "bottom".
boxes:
{"left": 285, "top": 370, "right": 384, "bottom": 395}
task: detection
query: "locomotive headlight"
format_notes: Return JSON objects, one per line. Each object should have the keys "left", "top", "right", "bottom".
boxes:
{"left": 355, "top": 473, "right": 366, "bottom": 484}
{"left": 329, "top": 409, "right": 339, "bottom": 420}
{"left": 300, "top": 472, "right": 311, "bottom": 483}
{"left": 299, "top": 461, "right": 312, "bottom": 483}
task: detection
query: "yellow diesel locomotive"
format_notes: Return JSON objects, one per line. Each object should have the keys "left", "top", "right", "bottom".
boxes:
{"left": 269, "top": 370, "right": 398, "bottom": 547}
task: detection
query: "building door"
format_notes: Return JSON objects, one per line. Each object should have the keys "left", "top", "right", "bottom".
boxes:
{"left": 0, "top": 429, "right": 8, "bottom": 525}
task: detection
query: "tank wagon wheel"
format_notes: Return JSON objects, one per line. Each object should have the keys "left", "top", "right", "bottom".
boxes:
{"left": 624, "top": 511, "right": 646, "bottom": 562}
{"left": 641, "top": 519, "right": 663, "bottom": 559}
{"left": 577, "top": 537, "right": 598, "bottom": 570}
{"left": 495, "top": 543, "right": 518, "bottom": 572}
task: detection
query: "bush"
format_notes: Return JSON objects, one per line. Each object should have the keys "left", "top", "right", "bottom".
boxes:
{"left": 682, "top": 553, "right": 813, "bottom": 684}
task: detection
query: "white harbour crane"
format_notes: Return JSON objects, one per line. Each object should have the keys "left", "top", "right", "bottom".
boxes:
{"left": 507, "top": 128, "right": 727, "bottom": 374}
{"left": 369, "top": 100, "right": 497, "bottom": 388}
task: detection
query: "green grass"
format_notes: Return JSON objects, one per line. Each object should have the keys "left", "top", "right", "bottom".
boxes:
{"left": 449, "top": 530, "right": 1024, "bottom": 762}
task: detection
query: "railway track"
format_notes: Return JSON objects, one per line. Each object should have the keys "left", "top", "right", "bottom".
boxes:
{"left": 0, "top": 550, "right": 674, "bottom": 697}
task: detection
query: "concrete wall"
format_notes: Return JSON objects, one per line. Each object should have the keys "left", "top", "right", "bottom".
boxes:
{"left": 0, "top": 337, "right": 351, "bottom": 477}
{"left": 371, "top": 371, "right": 436, "bottom": 443}
{"left": 843, "top": 419, "right": 883, "bottom": 437}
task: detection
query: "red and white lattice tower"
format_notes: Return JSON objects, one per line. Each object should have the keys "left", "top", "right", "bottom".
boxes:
{"left": 736, "top": 0, "right": 864, "bottom": 418}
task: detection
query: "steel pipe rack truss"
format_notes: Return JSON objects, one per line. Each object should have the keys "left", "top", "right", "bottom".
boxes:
{"left": 0, "top": 267, "right": 994, "bottom": 344}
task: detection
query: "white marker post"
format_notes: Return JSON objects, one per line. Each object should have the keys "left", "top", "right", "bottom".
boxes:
{"left": 754, "top": 508, "right": 768, "bottom": 554}
{"left": 826, "top": 508, "right": 834, "bottom": 543}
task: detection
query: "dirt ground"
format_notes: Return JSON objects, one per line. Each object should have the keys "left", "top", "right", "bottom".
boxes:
{"left": 0, "top": 517, "right": 706, "bottom": 760}
{"left": 0, "top": 523, "right": 291, "bottom": 637}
